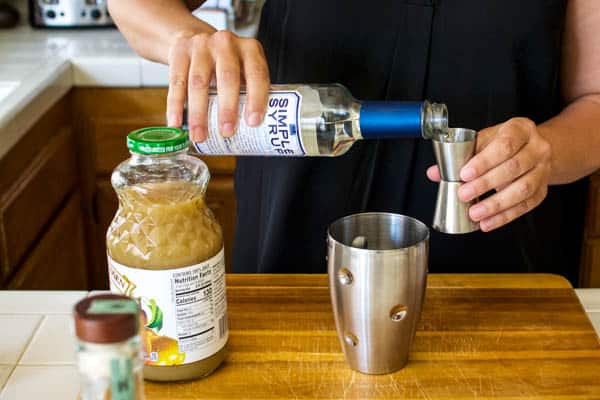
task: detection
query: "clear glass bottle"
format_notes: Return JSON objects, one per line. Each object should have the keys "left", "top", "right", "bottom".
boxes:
{"left": 74, "top": 294, "right": 144, "bottom": 400}
{"left": 107, "top": 128, "right": 228, "bottom": 382}
{"left": 190, "top": 83, "right": 448, "bottom": 156}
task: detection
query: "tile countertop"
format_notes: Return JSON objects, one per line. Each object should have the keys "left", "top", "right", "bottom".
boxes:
{"left": 0, "top": 288, "right": 598, "bottom": 399}
{"left": 0, "top": 21, "right": 257, "bottom": 161}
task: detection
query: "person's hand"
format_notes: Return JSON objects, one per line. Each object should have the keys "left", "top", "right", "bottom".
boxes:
{"left": 166, "top": 30, "right": 270, "bottom": 142}
{"left": 427, "top": 118, "right": 552, "bottom": 232}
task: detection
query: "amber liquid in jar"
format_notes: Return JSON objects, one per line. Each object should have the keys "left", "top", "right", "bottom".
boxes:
{"left": 107, "top": 128, "right": 228, "bottom": 382}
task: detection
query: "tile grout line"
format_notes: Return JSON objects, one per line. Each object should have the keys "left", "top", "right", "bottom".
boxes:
{"left": 14, "top": 315, "right": 46, "bottom": 365}
{"left": 0, "top": 364, "right": 16, "bottom": 393}
{"left": 0, "top": 315, "right": 46, "bottom": 395}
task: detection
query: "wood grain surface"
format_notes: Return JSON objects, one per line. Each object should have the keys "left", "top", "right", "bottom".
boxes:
{"left": 145, "top": 274, "right": 600, "bottom": 399}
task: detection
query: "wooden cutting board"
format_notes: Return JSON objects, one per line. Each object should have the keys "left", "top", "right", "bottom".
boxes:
{"left": 145, "top": 274, "right": 600, "bottom": 399}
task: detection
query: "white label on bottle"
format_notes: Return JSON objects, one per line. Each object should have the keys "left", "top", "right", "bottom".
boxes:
{"left": 108, "top": 248, "right": 227, "bottom": 366}
{"left": 194, "top": 90, "right": 305, "bottom": 156}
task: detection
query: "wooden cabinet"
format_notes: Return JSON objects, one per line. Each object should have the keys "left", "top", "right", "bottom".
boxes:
{"left": 581, "top": 172, "right": 600, "bottom": 287}
{"left": 72, "top": 88, "right": 236, "bottom": 288}
{"left": 1, "top": 89, "right": 236, "bottom": 290}
{"left": 7, "top": 192, "right": 88, "bottom": 289}
{"left": 1, "top": 126, "right": 77, "bottom": 272}
{"left": 0, "top": 97, "right": 88, "bottom": 289}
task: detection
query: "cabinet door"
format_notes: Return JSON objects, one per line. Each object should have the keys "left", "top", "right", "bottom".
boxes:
{"left": 206, "top": 176, "right": 236, "bottom": 272}
{"left": 92, "top": 180, "right": 118, "bottom": 287}
{"left": 7, "top": 192, "right": 88, "bottom": 290}
{"left": 0, "top": 127, "right": 78, "bottom": 279}
{"left": 0, "top": 97, "right": 74, "bottom": 284}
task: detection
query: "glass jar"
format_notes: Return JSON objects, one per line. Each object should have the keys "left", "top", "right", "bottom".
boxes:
{"left": 74, "top": 294, "right": 144, "bottom": 400}
{"left": 107, "top": 127, "right": 228, "bottom": 382}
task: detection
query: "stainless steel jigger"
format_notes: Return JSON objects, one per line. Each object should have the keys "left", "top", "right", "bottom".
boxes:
{"left": 327, "top": 213, "right": 429, "bottom": 374}
{"left": 432, "top": 128, "right": 480, "bottom": 234}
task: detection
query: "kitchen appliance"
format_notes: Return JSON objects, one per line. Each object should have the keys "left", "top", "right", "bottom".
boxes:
{"left": 432, "top": 128, "right": 480, "bottom": 234}
{"left": 327, "top": 212, "right": 428, "bottom": 374}
{"left": 0, "top": 2, "right": 19, "bottom": 28}
{"left": 29, "top": 0, "right": 113, "bottom": 28}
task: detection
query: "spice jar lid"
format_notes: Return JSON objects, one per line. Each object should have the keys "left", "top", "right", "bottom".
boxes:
{"left": 127, "top": 127, "right": 190, "bottom": 155}
{"left": 74, "top": 294, "right": 139, "bottom": 344}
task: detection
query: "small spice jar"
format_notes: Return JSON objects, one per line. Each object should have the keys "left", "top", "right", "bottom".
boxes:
{"left": 74, "top": 294, "right": 144, "bottom": 400}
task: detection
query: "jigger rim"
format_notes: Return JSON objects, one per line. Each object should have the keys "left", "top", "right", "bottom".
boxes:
{"left": 327, "top": 212, "right": 430, "bottom": 253}
{"left": 433, "top": 127, "right": 477, "bottom": 143}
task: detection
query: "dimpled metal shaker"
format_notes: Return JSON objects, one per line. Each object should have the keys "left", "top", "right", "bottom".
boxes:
{"left": 327, "top": 213, "right": 429, "bottom": 374}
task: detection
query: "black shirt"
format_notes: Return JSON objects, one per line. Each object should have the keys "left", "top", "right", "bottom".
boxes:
{"left": 233, "top": 0, "right": 587, "bottom": 285}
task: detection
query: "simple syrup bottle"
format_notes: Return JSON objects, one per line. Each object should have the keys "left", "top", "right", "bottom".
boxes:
{"left": 188, "top": 83, "right": 448, "bottom": 156}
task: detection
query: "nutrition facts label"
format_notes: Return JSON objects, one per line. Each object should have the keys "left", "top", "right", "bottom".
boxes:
{"left": 108, "top": 248, "right": 228, "bottom": 365}
{"left": 172, "top": 263, "right": 227, "bottom": 352}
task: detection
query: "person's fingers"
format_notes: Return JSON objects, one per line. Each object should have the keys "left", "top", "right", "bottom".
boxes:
{"left": 187, "top": 35, "right": 213, "bottom": 142}
{"left": 458, "top": 145, "right": 537, "bottom": 202}
{"left": 474, "top": 124, "right": 499, "bottom": 152}
{"left": 210, "top": 31, "right": 241, "bottom": 137}
{"left": 239, "top": 38, "right": 270, "bottom": 127}
{"left": 468, "top": 164, "right": 549, "bottom": 222}
{"left": 426, "top": 165, "right": 441, "bottom": 182}
{"left": 166, "top": 36, "right": 191, "bottom": 127}
{"left": 460, "top": 118, "right": 534, "bottom": 182}
{"left": 479, "top": 186, "right": 548, "bottom": 232}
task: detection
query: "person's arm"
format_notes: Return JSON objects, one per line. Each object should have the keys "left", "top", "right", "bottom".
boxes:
{"left": 427, "top": 0, "right": 600, "bottom": 232}
{"left": 107, "top": 0, "right": 270, "bottom": 141}
{"left": 541, "top": 0, "right": 600, "bottom": 183}
{"left": 107, "top": 0, "right": 213, "bottom": 63}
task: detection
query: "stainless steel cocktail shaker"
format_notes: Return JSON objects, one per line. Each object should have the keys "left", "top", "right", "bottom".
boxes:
{"left": 327, "top": 213, "right": 429, "bottom": 374}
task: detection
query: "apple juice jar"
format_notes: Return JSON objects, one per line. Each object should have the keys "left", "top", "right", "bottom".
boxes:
{"left": 107, "top": 127, "right": 227, "bottom": 381}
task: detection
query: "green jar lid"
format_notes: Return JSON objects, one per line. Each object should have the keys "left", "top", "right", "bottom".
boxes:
{"left": 127, "top": 127, "right": 190, "bottom": 155}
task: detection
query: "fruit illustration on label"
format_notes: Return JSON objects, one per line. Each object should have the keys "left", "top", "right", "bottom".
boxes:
{"left": 145, "top": 299, "right": 163, "bottom": 331}
{"left": 140, "top": 298, "right": 185, "bottom": 366}
{"left": 143, "top": 329, "right": 186, "bottom": 366}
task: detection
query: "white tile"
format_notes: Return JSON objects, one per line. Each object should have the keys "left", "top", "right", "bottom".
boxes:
{"left": 589, "top": 312, "right": 600, "bottom": 336}
{"left": 0, "top": 366, "right": 78, "bottom": 400}
{"left": 0, "top": 64, "right": 39, "bottom": 80}
{"left": 20, "top": 316, "right": 76, "bottom": 365}
{"left": 0, "top": 41, "right": 66, "bottom": 58}
{"left": 0, "top": 63, "right": 72, "bottom": 161}
{"left": 66, "top": 37, "right": 136, "bottom": 59}
{"left": 87, "top": 291, "right": 111, "bottom": 297}
{"left": 141, "top": 59, "right": 168, "bottom": 87}
{"left": 71, "top": 57, "right": 141, "bottom": 87}
{"left": 576, "top": 289, "right": 600, "bottom": 312}
{"left": 0, "top": 315, "right": 41, "bottom": 364}
{"left": 0, "top": 366, "right": 13, "bottom": 389}
{"left": 0, "top": 291, "right": 87, "bottom": 314}
{"left": 0, "top": 82, "right": 19, "bottom": 103}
